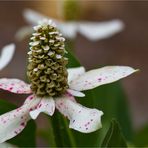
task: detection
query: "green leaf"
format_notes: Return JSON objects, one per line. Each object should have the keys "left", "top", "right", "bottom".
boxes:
{"left": 50, "top": 111, "right": 77, "bottom": 147}
{"left": 92, "top": 82, "right": 134, "bottom": 141}
{"left": 0, "top": 99, "right": 36, "bottom": 147}
{"left": 37, "top": 116, "right": 57, "bottom": 147}
{"left": 0, "top": 99, "right": 16, "bottom": 112}
{"left": 101, "top": 119, "right": 127, "bottom": 147}
{"left": 66, "top": 49, "right": 81, "bottom": 68}
{"left": 133, "top": 124, "right": 148, "bottom": 147}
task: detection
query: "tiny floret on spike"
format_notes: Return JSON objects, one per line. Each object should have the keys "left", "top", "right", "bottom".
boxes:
{"left": 27, "top": 19, "right": 68, "bottom": 97}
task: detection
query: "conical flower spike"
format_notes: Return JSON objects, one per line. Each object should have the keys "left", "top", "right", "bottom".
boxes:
{"left": 27, "top": 20, "right": 68, "bottom": 97}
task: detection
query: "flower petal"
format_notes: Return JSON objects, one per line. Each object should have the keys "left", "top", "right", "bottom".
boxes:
{"left": 0, "top": 95, "right": 40, "bottom": 143}
{"left": 15, "top": 26, "right": 33, "bottom": 41}
{"left": 23, "top": 9, "right": 77, "bottom": 39}
{"left": 23, "top": 8, "right": 58, "bottom": 25}
{"left": 67, "top": 89, "right": 85, "bottom": 97}
{"left": 23, "top": 9, "right": 124, "bottom": 41}
{"left": 55, "top": 95, "right": 103, "bottom": 133}
{"left": 0, "top": 44, "right": 15, "bottom": 70}
{"left": 0, "top": 109, "right": 29, "bottom": 143}
{"left": 78, "top": 19, "right": 124, "bottom": 41}
{"left": 59, "top": 22, "right": 77, "bottom": 39}
{"left": 23, "top": 95, "right": 41, "bottom": 107}
{"left": 0, "top": 78, "right": 32, "bottom": 94}
{"left": 30, "top": 97, "right": 55, "bottom": 119}
{"left": 70, "top": 66, "right": 138, "bottom": 91}
{"left": 68, "top": 67, "right": 85, "bottom": 84}
{"left": 23, "top": 8, "right": 47, "bottom": 25}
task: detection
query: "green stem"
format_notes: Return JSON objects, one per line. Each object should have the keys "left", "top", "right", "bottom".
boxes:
{"left": 50, "top": 111, "right": 77, "bottom": 147}
{"left": 62, "top": 117, "right": 77, "bottom": 147}
{"left": 50, "top": 112, "right": 63, "bottom": 147}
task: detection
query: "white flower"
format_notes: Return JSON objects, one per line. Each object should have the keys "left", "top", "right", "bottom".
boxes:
{"left": 15, "top": 9, "right": 124, "bottom": 41}
{"left": 0, "top": 66, "right": 137, "bottom": 143}
{"left": 0, "top": 44, "right": 15, "bottom": 70}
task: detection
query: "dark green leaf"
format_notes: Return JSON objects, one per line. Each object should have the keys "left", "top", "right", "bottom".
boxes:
{"left": 101, "top": 119, "right": 127, "bottom": 147}
{"left": 66, "top": 49, "right": 80, "bottom": 68}
{"left": 92, "top": 82, "right": 133, "bottom": 141}
{"left": 0, "top": 99, "right": 16, "bottom": 112}
{"left": 133, "top": 124, "right": 148, "bottom": 147}
{"left": 38, "top": 116, "right": 57, "bottom": 147}
{"left": 50, "top": 111, "right": 76, "bottom": 147}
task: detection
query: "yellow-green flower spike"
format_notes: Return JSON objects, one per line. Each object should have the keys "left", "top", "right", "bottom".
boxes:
{"left": 27, "top": 20, "right": 68, "bottom": 97}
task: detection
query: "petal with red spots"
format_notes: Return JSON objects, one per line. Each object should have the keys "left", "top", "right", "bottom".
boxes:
{"left": 0, "top": 78, "right": 32, "bottom": 94}
{"left": 70, "top": 66, "right": 137, "bottom": 91}
{"left": 0, "top": 95, "right": 40, "bottom": 143}
{"left": 55, "top": 95, "right": 103, "bottom": 133}
{"left": 30, "top": 97, "right": 55, "bottom": 119}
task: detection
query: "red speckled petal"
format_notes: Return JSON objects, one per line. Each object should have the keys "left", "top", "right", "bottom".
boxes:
{"left": 0, "top": 108, "right": 29, "bottom": 143}
{"left": 55, "top": 95, "right": 103, "bottom": 133}
{"left": 0, "top": 95, "right": 40, "bottom": 143}
{"left": 70, "top": 66, "right": 137, "bottom": 91}
{"left": 30, "top": 97, "right": 55, "bottom": 119}
{"left": 0, "top": 78, "right": 32, "bottom": 94}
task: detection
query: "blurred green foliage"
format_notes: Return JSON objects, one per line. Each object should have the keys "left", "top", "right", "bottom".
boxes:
{"left": 101, "top": 119, "right": 127, "bottom": 147}
{"left": 133, "top": 124, "right": 148, "bottom": 147}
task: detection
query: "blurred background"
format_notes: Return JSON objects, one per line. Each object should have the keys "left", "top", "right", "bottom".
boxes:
{"left": 0, "top": 0, "right": 148, "bottom": 146}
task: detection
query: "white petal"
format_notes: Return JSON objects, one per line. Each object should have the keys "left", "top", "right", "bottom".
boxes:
{"left": 0, "top": 44, "right": 15, "bottom": 70}
{"left": 23, "top": 9, "right": 78, "bottom": 39}
{"left": 15, "top": 26, "right": 33, "bottom": 41}
{"left": 0, "top": 95, "right": 40, "bottom": 143}
{"left": 70, "top": 66, "right": 137, "bottom": 91}
{"left": 68, "top": 67, "right": 85, "bottom": 84}
{"left": 0, "top": 78, "right": 32, "bottom": 94}
{"left": 23, "top": 9, "right": 47, "bottom": 25}
{"left": 23, "top": 9, "right": 58, "bottom": 25}
{"left": 78, "top": 19, "right": 124, "bottom": 41}
{"left": 59, "top": 22, "right": 77, "bottom": 39}
{"left": 67, "top": 89, "right": 85, "bottom": 97}
{"left": 30, "top": 97, "right": 55, "bottom": 119}
{"left": 55, "top": 95, "right": 103, "bottom": 133}
{"left": 23, "top": 9, "right": 124, "bottom": 41}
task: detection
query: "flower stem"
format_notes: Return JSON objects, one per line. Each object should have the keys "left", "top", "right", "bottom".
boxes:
{"left": 62, "top": 117, "right": 77, "bottom": 147}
